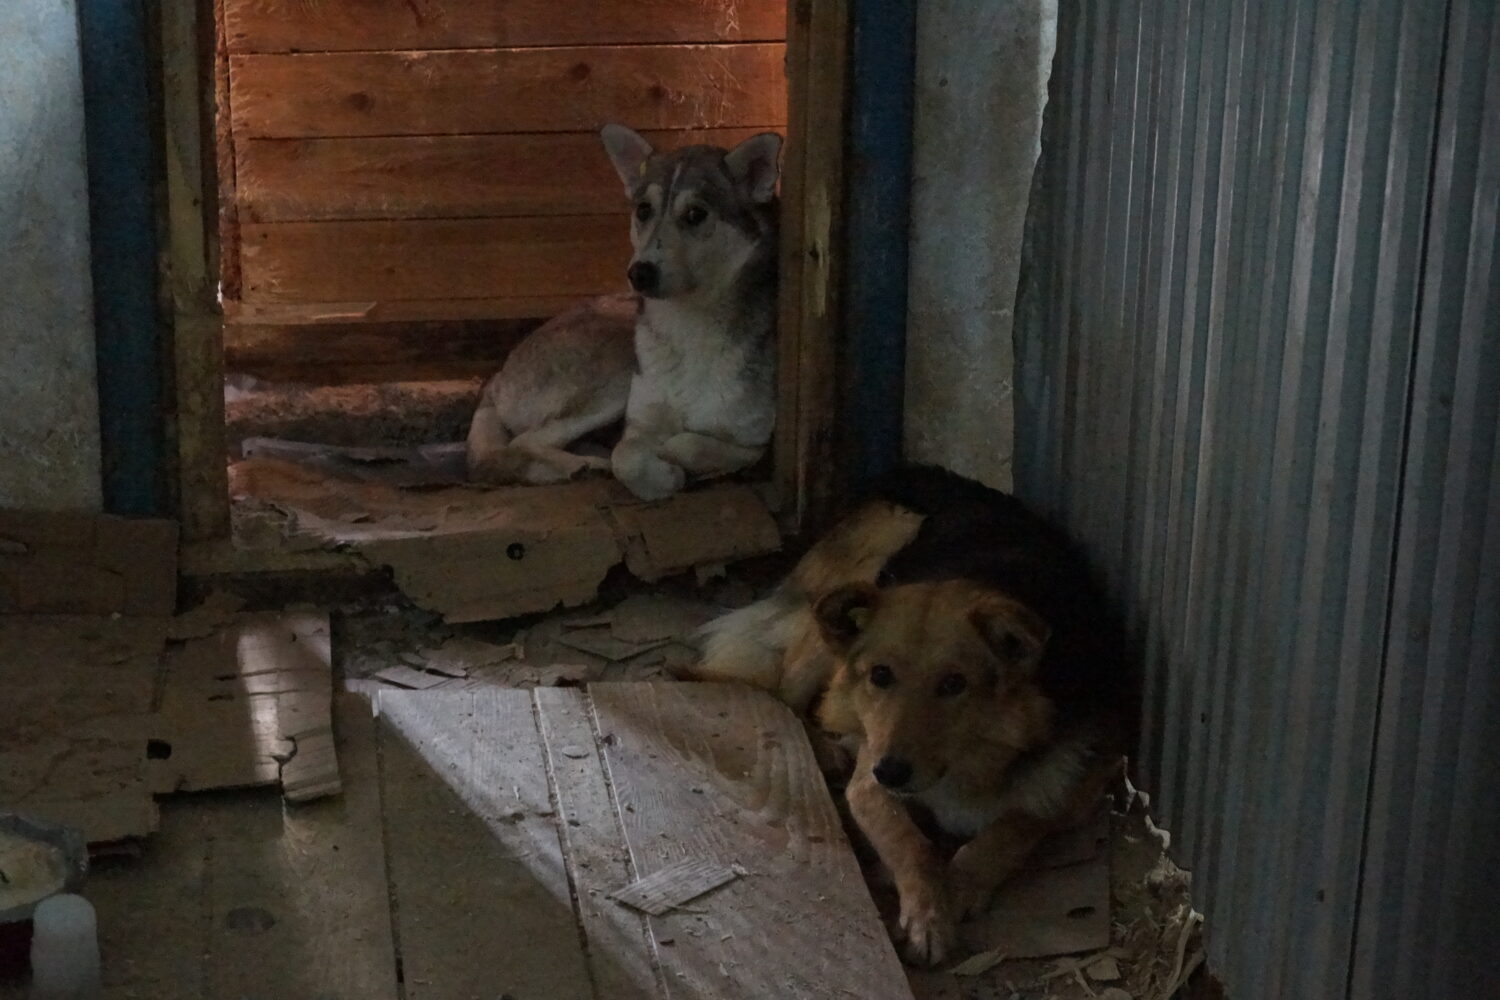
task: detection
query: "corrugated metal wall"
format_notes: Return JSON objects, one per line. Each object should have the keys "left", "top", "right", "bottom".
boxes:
{"left": 1012, "top": 0, "right": 1498, "bottom": 997}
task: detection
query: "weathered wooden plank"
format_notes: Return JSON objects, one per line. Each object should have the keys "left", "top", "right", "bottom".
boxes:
{"left": 375, "top": 690, "right": 594, "bottom": 1000}
{"left": 534, "top": 687, "right": 663, "bottom": 1000}
{"left": 225, "top": 0, "right": 787, "bottom": 53}
{"left": 778, "top": 0, "right": 848, "bottom": 532}
{"left": 215, "top": 0, "right": 242, "bottom": 299}
{"left": 229, "top": 44, "right": 787, "bottom": 139}
{"left": 240, "top": 216, "right": 630, "bottom": 303}
{"left": 236, "top": 127, "right": 772, "bottom": 222}
{"left": 590, "top": 683, "right": 915, "bottom": 1000}
{"left": 773, "top": 0, "right": 812, "bottom": 526}
{"left": 223, "top": 293, "right": 588, "bottom": 325}
{"left": 224, "top": 317, "right": 538, "bottom": 383}
{"left": 162, "top": 0, "right": 230, "bottom": 542}
{"left": 203, "top": 694, "right": 399, "bottom": 1000}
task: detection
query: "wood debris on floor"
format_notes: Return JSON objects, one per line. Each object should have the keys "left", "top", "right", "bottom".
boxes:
{"left": 225, "top": 456, "right": 781, "bottom": 622}
{"left": 341, "top": 587, "right": 720, "bottom": 695}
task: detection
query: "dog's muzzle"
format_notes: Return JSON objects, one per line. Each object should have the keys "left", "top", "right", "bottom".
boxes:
{"left": 627, "top": 261, "right": 661, "bottom": 296}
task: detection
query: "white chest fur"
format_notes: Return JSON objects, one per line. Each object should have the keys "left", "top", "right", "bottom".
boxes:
{"left": 630, "top": 299, "right": 775, "bottom": 447}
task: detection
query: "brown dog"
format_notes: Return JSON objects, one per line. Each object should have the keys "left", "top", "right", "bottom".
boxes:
{"left": 694, "top": 466, "right": 1133, "bottom": 965}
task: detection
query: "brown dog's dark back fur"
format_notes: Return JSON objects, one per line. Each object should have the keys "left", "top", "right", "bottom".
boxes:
{"left": 863, "top": 465, "right": 1137, "bottom": 754}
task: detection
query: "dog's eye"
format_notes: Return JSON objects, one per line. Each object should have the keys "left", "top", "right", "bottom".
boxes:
{"left": 936, "top": 674, "right": 967, "bottom": 697}
{"left": 635, "top": 202, "right": 653, "bottom": 222}
{"left": 868, "top": 664, "right": 895, "bottom": 688}
{"left": 682, "top": 205, "right": 708, "bottom": 226}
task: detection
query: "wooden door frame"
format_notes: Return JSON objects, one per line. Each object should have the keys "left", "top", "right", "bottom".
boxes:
{"left": 166, "top": 0, "right": 851, "bottom": 562}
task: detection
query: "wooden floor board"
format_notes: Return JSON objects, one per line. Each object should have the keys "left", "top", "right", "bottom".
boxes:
{"left": 84, "top": 802, "right": 211, "bottom": 1000}
{"left": 590, "top": 683, "right": 915, "bottom": 1000}
{"left": 202, "top": 693, "right": 398, "bottom": 1000}
{"left": 535, "top": 687, "right": 664, "bottom": 1000}
{"left": 376, "top": 689, "right": 594, "bottom": 1000}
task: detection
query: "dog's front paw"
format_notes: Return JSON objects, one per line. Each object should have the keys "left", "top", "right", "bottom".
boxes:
{"left": 612, "top": 444, "right": 687, "bottom": 500}
{"left": 897, "top": 878, "right": 956, "bottom": 967}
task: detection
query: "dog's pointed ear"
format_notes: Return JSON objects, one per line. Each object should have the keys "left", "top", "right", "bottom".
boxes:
{"left": 813, "top": 583, "right": 878, "bottom": 652}
{"left": 600, "top": 124, "right": 654, "bottom": 195}
{"left": 970, "top": 595, "right": 1051, "bottom": 676}
{"left": 725, "top": 132, "right": 783, "bottom": 204}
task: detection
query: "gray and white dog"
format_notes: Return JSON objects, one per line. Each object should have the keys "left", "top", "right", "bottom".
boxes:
{"left": 466, "top": 125, "right": 782, "bottom": 497}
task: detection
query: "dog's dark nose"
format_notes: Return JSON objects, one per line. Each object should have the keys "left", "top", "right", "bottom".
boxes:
{"left": 627, "top": 261, "right": 660, "bottom": 295}
{"left": 872, "top": 756, "right": 913, "bottom": 789}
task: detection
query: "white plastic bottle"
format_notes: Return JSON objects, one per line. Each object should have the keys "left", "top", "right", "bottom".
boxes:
{"left": 29, "top": 894, "right": 101, "bottom": 1000}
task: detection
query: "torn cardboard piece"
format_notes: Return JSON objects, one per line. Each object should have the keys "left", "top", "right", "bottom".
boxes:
{"left": 231, "top": 458, "right": 781, "bottom": 623}
{"left": 0, "top": 510, "right": 177, "bottom": 617}
{"left": 1030, "top": 804, "right": 1111, "bottom": 870}
{"left": 0, "top": 616, "right": 167, "bottom": 844}
{"left": 608, "top": 487, "right": 781, "bottom": 583}
{"left": 418, "top": 636, "right": 520, "bottom": 677}
{"left": 166, "top": 589, "right": 248, "bottom": 641}
{"left": 555, "top": 628, "right": 670, "bottom": 663}
{"left": 609, "top": 858, "right": 745, "bottom": 916}
{"left": 608, "top": 593, "right": 719, "bottom": 645}
{"left": 151, "top": 612, "right": 340, "bottom": 803}
{"left": 960, "top": 846, "right": 1112, "bottom": 960}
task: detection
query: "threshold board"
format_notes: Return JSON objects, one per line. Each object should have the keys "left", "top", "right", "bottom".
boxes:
{"left": 374, "top": 683, "right": 914, "bottom": 1000}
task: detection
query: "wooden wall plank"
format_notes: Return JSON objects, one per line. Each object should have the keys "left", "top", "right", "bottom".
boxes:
{"left": 239, "top": 216, "right": 631, "bottom": 303}
{"left": 223, "top": 294, "right": 590, "bottom": 325}
{"left": 229, "top": 44, "right": 787, "bottom": 139}
{"left": 236, "top": 127, "right": 771, "bottom": 222}
{"left": 225, "top": 0, "right": 786, "bottom": 54}
{"left": 376, "top": 690, "right": 594, "bottom": 1000}
{"left": 590, "top": 683, "right": 916, "bottom": 1000}
{"left": 224, "top": 318, "right": 541, "bottom": 383}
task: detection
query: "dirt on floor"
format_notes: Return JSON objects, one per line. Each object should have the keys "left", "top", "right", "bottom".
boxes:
{"left": 224, "top": 377, "right": 484, "bottom": 453}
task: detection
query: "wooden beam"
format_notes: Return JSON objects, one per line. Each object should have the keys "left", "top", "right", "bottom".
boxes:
{"left": 228, "top": 44, "right": 787, "bottom": 139}
{"left": 236, "top": 128, "right": 771, "bottom": 223}
{"left": 775, "top": 0, "right": 849, "bottom": 534}
{"left": 224, "top": 0, "right": 786, "bottom": 53}
{"left": 163, "top": 0, "right": 230, "bottom": 541}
